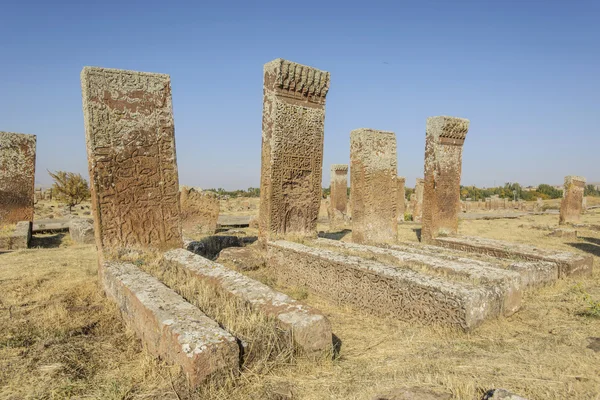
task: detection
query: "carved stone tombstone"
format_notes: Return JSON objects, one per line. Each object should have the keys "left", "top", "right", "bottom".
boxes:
{"left": 421, "top": 116, "right": 470, "bottom": 243}
{"left": 0, "top": 132, "right": 36, "bottom": 225}
{"left": 413, "top": 178, "right": 424, "bottom": 222}
{"left": 328, "top": 164, "right": 348, "bottom": 228}
{"left": 81, "top": 67, "right": 182, "bottom": 252}
{"left": 559, "top": 176, "right": 586, "bottom": 225}
{"left": 258, "top": 59, "right": 329, "bottom": 240}
{"left": 350, "top": 128, "right": 398, "bottom": 244}
{"left": 180, "top": 186, "right": 220, "bottom": 234}
{"left": 396, "top": 176, "right": 406, "bottom": 222}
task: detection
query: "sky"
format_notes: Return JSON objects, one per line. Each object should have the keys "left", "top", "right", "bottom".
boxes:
{"left": 1, "top": 0, "right": 599, "bottom": 190}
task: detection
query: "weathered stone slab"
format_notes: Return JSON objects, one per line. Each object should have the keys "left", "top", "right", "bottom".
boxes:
{"left": 433, "top": 235, "right": 592, "bottom": 278}
{"left": 0, "top": 132, "right": 36, "bottom": 225}
{"left": 396, "top": 176, "right": 406, "bottom": 222}
{"left": 258, "top": 59, "right": 329, "bottom": 241}
{"left": 163, "top": 248, "right": 332, "bottom": 356}
{"left": 350, "top": 128, "right": 398, "bottom": 244}
{"left": 547, "top": 228, "right": 577, "bottom": 239}
{"left": 33, "top": 218, "right": 70, "bottom": 233}
{"left": 81, "top": 67, "right": 182, "bottom": 252}
{"left": 328, "top": 164, "right": 348, "bottom": 228}
{"left": 101, "top": 261, "right": 239, "bottom": 386}
{"left": 388, "top": 242, "right": 558, "bottom": 288}
{"left": 0, "top": 221, "right": 31, "bottom": 250}
{"left": 69, "top": 218, "right": 95, "bottom": 245}
{"left": 559, "top": 175, "right": 585, "bottom": 225}
{"left": 180, "top": 186, "right": 219, "bottom": 234}
{"left": 413, "top": 178, "right": 424, "bottom": 222}
{"left": 314, "top": 237, "right": 522, "bottom": 315}
{"left": 267, "top": 240, "right": 503, "bottom": 331}
{"left": 421, "top": 116, "right": 470, "bottom": 242}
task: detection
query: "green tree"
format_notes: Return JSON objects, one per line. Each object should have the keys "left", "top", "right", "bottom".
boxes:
{"left": 48, "top": 170, "right": 91, "bottom": 211}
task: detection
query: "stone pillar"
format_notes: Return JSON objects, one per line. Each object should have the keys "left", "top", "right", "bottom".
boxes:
{"left": 559, "top": 176, "right": 586, "bottom": 225}
{"left": 328, "top": 164, "right": 348, "bottom": 228}
{"left": 350, "top": 128, "right": 397, "bottom": 244}
{"left": 413, "top": 178, "right": 424, "bottom": 222}
{"left": 0, "top": 132, "right": 36, "bottom": 225}
{"left": 180, "top": 187, "right": 220, "bottom": 234}
{"left": 81, "top": 67, "right": 182, "bottom": 252}
{"left": 421, "top": 116, "right": 470, "bottom": 242}
{"left": 258, "top": 59, "right": 329, "bottom": 241}
{"left": 396, "top": 176, "right": 406, "bottom": 222}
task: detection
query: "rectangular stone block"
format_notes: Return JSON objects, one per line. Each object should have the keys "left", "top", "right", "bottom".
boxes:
{"left": 258, "top": 59, "right": 329, "bottom": 240}
{"left": 0, "top": 221, "right": 31, "bottom": 250}
{"left": 350, "top": 129, "right": 398, "bottom": 244}
{"left": 396, "top": 176, "right": 406, "bottom": 222}
{"left": 162, "top": 248, "right": 332, "bottom": 356}
{"left": 81, "top": 67, "right": 182, "bottom": 252}
{"left": 267, "top": 240, "right": 504, "bottom": 331}
{"left": 314, "top": 237, "right": 522, "bottom": 315}
{"left": 433, "top": 235, "right": 592, "bottom": 278}
{"left": 559, "top": 176, "right": 585, "bottom": 225}
{"left": 180, "top": 186, "right": 220, "bottom": 234}
{"left": 0, "top": 132, "right": 36, "bottom": 225}
{"left": 421, "top": 116, "right": 470, "bottom": 242}
{"left": 328, "top": 164, "right": 348, "bottom": 228}
{"left": 101, "top": 261, "right": 239, "bottom": 387}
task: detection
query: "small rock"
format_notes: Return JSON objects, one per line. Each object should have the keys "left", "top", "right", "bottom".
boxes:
{"left": 482, "top": 388, "right": 528, "bottom": 400}
{"left": 587, "top": 337, "right": 600, "bottom": 352}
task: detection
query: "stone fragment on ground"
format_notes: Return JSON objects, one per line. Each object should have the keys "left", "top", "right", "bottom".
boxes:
{"left": 482, "top": 388, "right": 528, "bottom": 400}
{"left": 69, "top": 218, "right": 95, "bottom": 244}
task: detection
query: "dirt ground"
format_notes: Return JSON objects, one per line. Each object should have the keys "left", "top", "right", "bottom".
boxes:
{"left": 1, "top": 199, "right": 599, "bottom": 399}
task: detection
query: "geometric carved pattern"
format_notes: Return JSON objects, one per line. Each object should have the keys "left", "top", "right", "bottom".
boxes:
{"left": 350, "top": 129, "right": 398, "bottom": 244}
{"left": 421, "top": 116, "right": 470, "bottom": 243}
{"left": 81, "top": 67, "right": 182, "bottom": 252}
{"left": 0, "top": 132, "right": 36, "bottom": 225}
{"left": 259, "top": 59, "right": 330, "bottom": 240}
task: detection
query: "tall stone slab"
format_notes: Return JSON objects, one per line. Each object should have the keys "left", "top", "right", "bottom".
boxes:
{"left": 413, "top": 178, "right": 424, "bottom": 222}
{"left": 421, "top": 116, "right": 470, "bottom": 243}
{"left": 81, "top": 67, "right": 182, "bottom": 252}
{"left": 0, "top": 132, "right": 36, "bottom": 225}
{"left": 350, "top": 128, "right": 397, "bottom": 244}
{"left": 328, "top": 164, "right": 348, "bottom": 227}
{"left": 258, "top": 59, "right": 330, "bottom": 240}
{"left": 559, "top": 176, "right": 586, "bottom": 225}
{"left": 396, "top": 176, "right": 406, "bottom": 222}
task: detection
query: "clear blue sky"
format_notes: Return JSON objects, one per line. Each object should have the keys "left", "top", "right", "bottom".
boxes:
{"left": 1, "top": 0, "right": 598, "bottom": 190}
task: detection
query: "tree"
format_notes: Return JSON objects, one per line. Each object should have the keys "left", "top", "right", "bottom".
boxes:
{"left": 48, "top": 170, "right": 90, "bottom": 211}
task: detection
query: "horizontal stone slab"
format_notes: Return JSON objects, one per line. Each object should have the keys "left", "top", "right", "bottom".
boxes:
{"left": 32, "top": 218, "right": 70, "bottom": 233}
{"left": 267, "top": 240, "right": 505, "bottom": 331}
{"left": 0, "top": 221, "right": 31, "bottom": 250}
{"left": 433, "top": 236, "right": 592, "bottom": 278}
{"left": 388, "top": 242, "right": 558, "bottom": 288}
{"left": 162, "top": 248, "right": 332, "bottom": 356}
{"left": 314, "top": 238, "right": 522, "bottom": 315}
{"left": 101, "top": 261, "right": 239, "bottom": 387}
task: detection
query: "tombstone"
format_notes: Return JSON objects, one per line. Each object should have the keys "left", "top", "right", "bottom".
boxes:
{"left": 421, "top": 116, "right": 470, "bottom": 242}
{"left": 413, "top": 178, "right": 424, "bottom": 222}
{"left": 350, "top": 128, "right": 398, "bottom": 244}
{"left": 478, "top": 199, "right": 483, "bottom": 210}
{"left": 35, "top": 188, "right": 43, "bottom": 203}
{"left": 396, "top": 176, "right": 406, "bottom": 222}
{"left": 0, "top": 132, "right": 36, "bottom": 225}
{"left": 582, "top": 197, "right": 587, "bottom": 213}
{"left": 465, "top": 199, "right": 472, "bottom": 212}
{"left": 503, "top": 198, "right": 509, "bottom": 209}
{"left": 43, "top": 188, "right": 53, "bottom": 201}
{"left": 535, "top": 197, "right": 543, "bottom": 212}
{"left": 81, "top": 67, "right": 182, "bottom": 252}
{"left": 559, "top": 176, "right": 586, "bottom": 225}
{"left": 328, "top": 164, "right": 348, "bottom": 228}
{"left": 258, "top": 59, "right": 330, "bottom": 241}
{"left": 180, "top": 186, "right": 220, "bottom": 234}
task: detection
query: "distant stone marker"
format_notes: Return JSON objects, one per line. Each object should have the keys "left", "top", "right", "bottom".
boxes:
{"left": 81, "top": 67, "right": 182, "bottom": 252}
{"left": 413, "top": 178, "right": 424, "bottom": 222}
{"left": 396, "top": 176, "right": 406, "bottom": 222}
{"left": 328, "top": 164, "right": 348, "bottom": 228}
{"left": 421, "top": 116, "right": 470, "bottom": 243}
{"left": 559, "top": 175, "right": 586, "bottom": 225}
{"left": 0, "top": 132, "right": 36, "bottom": 225}
{"left": 258, "top": 58, "right": 330, "bottom": 240}
{"left": 350, "top": 128, "right": 398, "bottom": 244}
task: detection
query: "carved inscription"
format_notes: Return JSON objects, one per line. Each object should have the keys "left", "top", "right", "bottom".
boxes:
{"left": 81, "top": 67, "right": 182, "bottom": 251}
{"left": 0, "top": 132, "right": 36, "bottom": 225}
{"left": 259, "top": 59, "right": 329, "bottom": 240}
{"left": 421, "top": 116, "right": 470, "bottom": 242}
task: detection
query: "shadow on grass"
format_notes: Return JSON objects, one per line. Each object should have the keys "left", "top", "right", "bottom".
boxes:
{"left": 566, "top": 242, "right": 600, "bottom": 257}
{"left": 30, "top": 233, "right": 66, "bottom": 249}
{"left": 318, "top": 229, "right": 351, "bottom": 241}
{"left": 580, "top": 236, "right": 600, "bottom": 246}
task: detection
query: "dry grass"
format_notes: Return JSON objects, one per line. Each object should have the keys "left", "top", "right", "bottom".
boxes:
{"left": 1, "top": 211, "right": 600, "bottom": 399}
{"left": 0, "top": 224, "right": 16, "bottom": 238}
